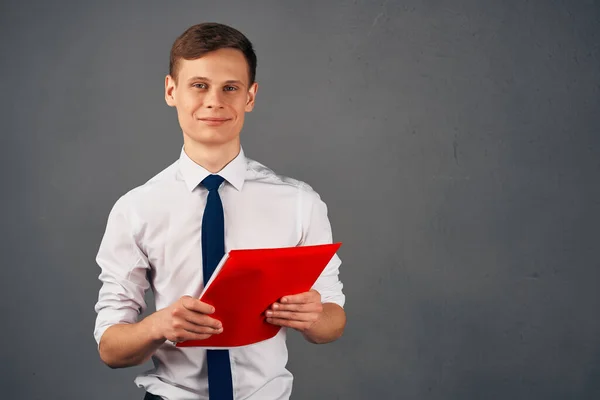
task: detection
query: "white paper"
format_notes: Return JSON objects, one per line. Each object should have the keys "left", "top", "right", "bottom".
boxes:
{"left": 199, "top": 252, "right": 230, "bottom": 300}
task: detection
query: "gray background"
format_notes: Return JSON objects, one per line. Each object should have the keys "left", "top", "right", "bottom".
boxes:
{"left": 1, "top": 0, "right": 599, "bottom": 399}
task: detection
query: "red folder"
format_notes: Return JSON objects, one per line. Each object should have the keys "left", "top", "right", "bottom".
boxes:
{"left": 176, "top": 242, "right": 342, "bottom": 348}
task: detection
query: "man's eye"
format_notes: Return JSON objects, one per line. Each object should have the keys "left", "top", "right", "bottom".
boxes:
{"left": 193, "top": 83, "right": 207, "bottom": 89}
{"left": 224, "top": 86, "right": 237, "bottom": 92}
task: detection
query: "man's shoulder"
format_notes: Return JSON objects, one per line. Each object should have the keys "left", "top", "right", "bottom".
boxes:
{"left": 245, "top": 157, "right": 317, "bottom": 195}
{"left": 116, "top": 159, "right": 182, "bottom": 206}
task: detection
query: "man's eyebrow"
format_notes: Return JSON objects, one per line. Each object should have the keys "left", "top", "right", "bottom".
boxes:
{"left": 188, "top": 76, "right": 246, "bottom": 86}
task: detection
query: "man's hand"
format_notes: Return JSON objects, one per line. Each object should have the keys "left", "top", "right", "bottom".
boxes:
{"left": 265, "top": 290, "right": 323, "bottom": 332}
{"left": 98, "top": 296, "right": 223, "bottom": 368}
{"left": 150, "top": 295, "right": 223, "bottom": 343}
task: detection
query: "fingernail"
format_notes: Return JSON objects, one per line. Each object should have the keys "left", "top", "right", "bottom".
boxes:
{"left": 272, "top": 304, "right": 279, "bottom": 310}
{"left": 282, "top": 298, "right": 287, "bottom": 303}
{"left": 266, "top": 311, "right": 273, "bottom": 317}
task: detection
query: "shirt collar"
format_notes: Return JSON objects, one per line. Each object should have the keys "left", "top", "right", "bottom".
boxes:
{"left": 179, "top": 146, "right": 247, "bottom": 192}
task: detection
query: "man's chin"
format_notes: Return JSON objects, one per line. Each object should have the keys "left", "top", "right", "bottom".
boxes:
{"left": 183, "top": 130, "right": 240, "bottom": 147}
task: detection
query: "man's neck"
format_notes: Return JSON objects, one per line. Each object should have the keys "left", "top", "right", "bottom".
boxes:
{"left": 183, "top": 138, "right": 241, "bottom": 173}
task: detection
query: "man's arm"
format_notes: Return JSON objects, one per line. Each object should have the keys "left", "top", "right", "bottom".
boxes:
{"left": 303, "top": 302, "right": 346, "bottom": 344}
{"left": 99, "top": 316, "right": 165, "bottom": 369}
{"left": 99, "top": 296, "right": 223, "bottom": 368}
{"left": 266, "top": 185, "right": 346, "bottom": 343}
{"left": 94, "top": 197, "right": 222, "bottom": 368}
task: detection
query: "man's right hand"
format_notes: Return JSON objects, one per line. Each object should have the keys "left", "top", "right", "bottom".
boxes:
{"left": 150, "top": 295, "right": 223, "bottom": 343}
{"left": 98, "top": 296, "right": 222, "bottom": 368}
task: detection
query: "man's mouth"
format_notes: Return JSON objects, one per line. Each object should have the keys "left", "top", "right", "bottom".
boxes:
{"left": 199, "top": 117, "right": 231, "bottom": 126}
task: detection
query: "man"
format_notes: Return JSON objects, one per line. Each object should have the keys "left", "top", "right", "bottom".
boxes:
{"left": 94, "top": 22, "right": 346, "bottom": 400}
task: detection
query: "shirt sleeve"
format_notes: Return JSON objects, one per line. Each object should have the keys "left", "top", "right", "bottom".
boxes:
{"left": 299, "top": 185, "right": 346, "bottom": 308}
{"left": 93, "top": 194, "right": 151, "bottom": 347}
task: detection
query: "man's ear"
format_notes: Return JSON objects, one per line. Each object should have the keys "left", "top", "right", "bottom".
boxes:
{"left": 165, "top": 75, "right": 176, "bottom": 107}
{"left": 245, "top": 82, "right": 258, "bottom": 112}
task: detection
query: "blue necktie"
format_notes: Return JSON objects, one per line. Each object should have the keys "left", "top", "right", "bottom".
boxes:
{"left": 201, "top": 174, "right": 233, "bottom": 400}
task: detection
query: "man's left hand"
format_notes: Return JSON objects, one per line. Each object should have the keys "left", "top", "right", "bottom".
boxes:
{"left": 265, "top": 290, "right": 323, "bottom": 333}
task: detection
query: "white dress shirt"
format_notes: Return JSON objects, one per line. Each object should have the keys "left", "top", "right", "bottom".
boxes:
{"left": 94, "top": 147, "right": 345, "bottom": 400}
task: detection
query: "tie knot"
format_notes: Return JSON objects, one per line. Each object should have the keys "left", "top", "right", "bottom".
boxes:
{"left": 201, "top": 174, "right": 225, "bottom": 191}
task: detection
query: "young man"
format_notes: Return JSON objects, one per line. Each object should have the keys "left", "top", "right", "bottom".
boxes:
{"left": 94, "top": 23, "right": 346, "bottom": 400}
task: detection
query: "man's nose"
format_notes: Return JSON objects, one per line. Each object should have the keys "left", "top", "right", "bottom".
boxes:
{"left": 204, "top": 88, "right": 225, "bottom": 108}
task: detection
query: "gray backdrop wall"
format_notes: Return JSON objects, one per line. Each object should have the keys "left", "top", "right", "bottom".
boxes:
{"left": 1, "top": 1, "right": 599, "bottom": 399}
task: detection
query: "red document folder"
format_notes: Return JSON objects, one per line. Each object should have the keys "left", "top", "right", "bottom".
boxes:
{"left": 176, "top": 242, "right": 342, "bottom": 348}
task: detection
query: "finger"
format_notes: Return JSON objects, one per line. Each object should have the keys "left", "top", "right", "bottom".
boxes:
{"left": 173, "top": 319, "right": 223, "bottom": 335}
{"left": 272, "top": 302, "right": 322, "bottom": 312}
{"left": 169, "top": 330, "right": 219, "bottom": 343}
{"left": 265, "top": 310, "right": 318, "bottom": 322}
{"left": 181, "top": 297, "right": 215, "bottom": 314}
{"left": 281, "top": 290, "right": 320, "bottom": 304}
{"left": 266, "top": 317, "right": 309, "bottom": 330}
{"left": 184, "top": 313, "right": 223, "bottom": 330}
{"left": 171, "top": 307, "right": 222, "bottom": 330}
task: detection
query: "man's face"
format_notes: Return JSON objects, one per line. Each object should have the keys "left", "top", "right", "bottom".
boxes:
{"left": 165, "top": 48, "right": 257, "bottom": 147}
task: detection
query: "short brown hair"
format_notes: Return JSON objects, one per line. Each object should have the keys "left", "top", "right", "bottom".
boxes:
{"left": 169, "top": 23, "right": 257, "bottom": 85}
